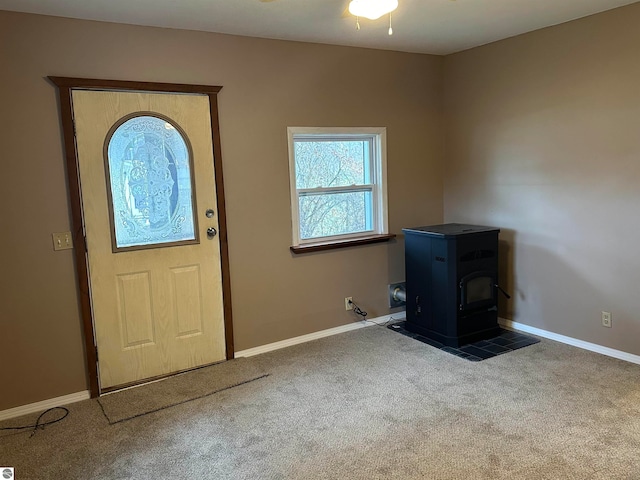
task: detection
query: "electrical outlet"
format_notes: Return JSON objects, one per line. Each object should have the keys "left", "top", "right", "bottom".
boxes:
{"left": 52, "top": 231, "right": 73, "bottom": 251}
{"left": 602, "top": 311, "right": 612, "bottom": 328}
{"left": 345, "top": 297, "right": 353, "bottom": 310}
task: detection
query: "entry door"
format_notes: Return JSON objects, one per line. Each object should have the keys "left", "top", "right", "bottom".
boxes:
{"left": 72, "top": 90, "right": 226, "bottom": 390}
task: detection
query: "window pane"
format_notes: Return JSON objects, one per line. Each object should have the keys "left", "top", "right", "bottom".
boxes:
{"left": 106, "top": 115, "right": 197, "bottom": 249}
{"left": 294, "top": 140, "right": 369, "bottom": 189}
{"left": 299, "top": 191, "right": 373, "bottom": 240}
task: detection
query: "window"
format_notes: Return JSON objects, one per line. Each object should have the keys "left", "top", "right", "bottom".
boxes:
{"left": 288, "top": 127, "right": 389, "bottom": 248}
{"left": 105, "top": 114, "right": 198, "bottom": 250}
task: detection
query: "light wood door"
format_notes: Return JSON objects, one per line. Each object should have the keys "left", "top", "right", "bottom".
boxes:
{"left": 72, "top": 90, "right": 226, "bottom": 389}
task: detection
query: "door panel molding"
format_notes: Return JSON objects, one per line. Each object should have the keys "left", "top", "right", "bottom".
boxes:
{"left": 49, "top": 77, "right": 234, "bottom": 397}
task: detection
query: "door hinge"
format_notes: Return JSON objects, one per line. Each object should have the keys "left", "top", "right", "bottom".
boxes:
{"left": 95, "top": 346, "right": 98, "bottom": 363}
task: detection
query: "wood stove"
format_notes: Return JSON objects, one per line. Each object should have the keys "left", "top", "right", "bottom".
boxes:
{"left": 402, "top": 223, "right": 503, "bottom": 347}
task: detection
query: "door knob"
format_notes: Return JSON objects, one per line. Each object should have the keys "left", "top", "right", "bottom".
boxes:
{"left": 207, "top": 227, "right": 217, "bottom": 238}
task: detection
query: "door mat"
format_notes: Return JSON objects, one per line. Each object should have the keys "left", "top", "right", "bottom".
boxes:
{"left": 388, "top": 321, "right": 540, "bottom": 361}
{"left": 97, "top": 358, "right": 269, "bottom": 424}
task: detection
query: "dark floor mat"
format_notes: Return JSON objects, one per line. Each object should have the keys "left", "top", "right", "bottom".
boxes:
{"left": 388, "top": 321, "right": 540, "bottom": 361}
{"left": 97, "top": 358, "right": 269, "bottom": 424}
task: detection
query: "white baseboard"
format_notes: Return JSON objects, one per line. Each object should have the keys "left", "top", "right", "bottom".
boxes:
{"left": 235, "top": 312, "right": 406, "bottom": 358}
{"left": 0, "top": 390, "right": 90, "bottom": 422}
{"left": 5, "top": 316, "right": 633, "bottom": 420}
{"left": 499, "top": 318, "right": 640, "bottom": 366}
{"left": 0, "top": 313, "right": 406, "bottom": 420}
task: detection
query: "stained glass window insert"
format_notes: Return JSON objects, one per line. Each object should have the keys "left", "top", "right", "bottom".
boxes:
{"left": 106, "top": 115, "right": 197, "bottom": 249}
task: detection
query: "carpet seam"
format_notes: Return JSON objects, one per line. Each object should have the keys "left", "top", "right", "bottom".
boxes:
{"left": 97, "top": 373, "right": 270, "bottom": 425}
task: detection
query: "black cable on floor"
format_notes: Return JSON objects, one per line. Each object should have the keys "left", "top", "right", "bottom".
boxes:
{"left": 350, "top": 299, "right": 400, "bottom": 327}
{"left": 0, "top": 406, "right": 69, "bottom": 437}
{"left": 366, "top": 316, "right": 399, "bottom": 327}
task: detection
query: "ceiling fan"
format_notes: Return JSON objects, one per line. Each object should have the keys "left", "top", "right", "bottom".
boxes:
{"left": 258, "top": 0, "right": 399, "bottom": 35}
{"left": 257, "top": 0, "right": 397, "bottom": 18}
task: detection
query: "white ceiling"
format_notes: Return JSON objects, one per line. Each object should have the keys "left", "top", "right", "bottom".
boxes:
{"left": 0, "top": 0, "right": 637, "bottom": 55}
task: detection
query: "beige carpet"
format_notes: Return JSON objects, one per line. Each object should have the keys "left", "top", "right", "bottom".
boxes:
{"left": 98, "top": 358, "right": 269, "bottom": 424}
{"left": 2, "top": 325, "right": 640, "bottom": 479}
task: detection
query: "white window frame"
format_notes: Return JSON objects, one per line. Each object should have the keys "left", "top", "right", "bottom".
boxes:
{"left": 287, "top": 126, "right": 389, "bottom": 247}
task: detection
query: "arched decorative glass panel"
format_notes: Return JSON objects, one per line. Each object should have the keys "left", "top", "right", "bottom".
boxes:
{"left": 105, "top": 114, "right": 198, "bottom": 250}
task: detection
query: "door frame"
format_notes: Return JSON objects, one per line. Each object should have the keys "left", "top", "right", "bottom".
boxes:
{"left": 49, "top": 77, "right": 234, "bottom": 397}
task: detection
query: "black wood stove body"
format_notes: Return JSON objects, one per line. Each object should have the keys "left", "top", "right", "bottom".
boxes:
{"left": 402, "top": 223, "right": 502, "bottom": 347}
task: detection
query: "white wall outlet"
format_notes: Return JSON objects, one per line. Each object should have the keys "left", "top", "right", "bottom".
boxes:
{"left": 52, "top": 231, "right": 73, "bottom": 251}
{"left": 345, "top": 297, "right": 353, "bottom": 310}
{"left": 602, "top": 311, "right": 612, "bottom": 328}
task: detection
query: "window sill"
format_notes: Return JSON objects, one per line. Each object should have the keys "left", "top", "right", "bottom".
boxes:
{"left": 290, "top": 233, "right": 396, "bottom": 254}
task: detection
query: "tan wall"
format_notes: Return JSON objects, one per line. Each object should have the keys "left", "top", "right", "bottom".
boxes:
{"left": 0, "top": 11, "right": 443, "bottom": 410}
{"left": 443, "top": 4, "right": 640, "bottom": 355}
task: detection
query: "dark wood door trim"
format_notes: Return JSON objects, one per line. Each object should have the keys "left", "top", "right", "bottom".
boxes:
{"left": 48, "top": 77, "right": 234, "bottom": 397}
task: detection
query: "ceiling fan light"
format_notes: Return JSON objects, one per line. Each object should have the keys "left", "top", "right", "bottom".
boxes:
{"left": 348, "top": 0, "right": 398, "bottom": 20}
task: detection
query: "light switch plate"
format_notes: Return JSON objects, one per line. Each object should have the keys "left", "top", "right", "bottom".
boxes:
{"left": 52, "top": 232, "right": 73, "bottom": 251}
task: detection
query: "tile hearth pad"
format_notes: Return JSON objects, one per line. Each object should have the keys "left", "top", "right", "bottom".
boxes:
{"left": 388, "top": 322, "right": 540, "bottom": 361}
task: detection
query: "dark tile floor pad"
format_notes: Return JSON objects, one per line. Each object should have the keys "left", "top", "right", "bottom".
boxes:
{"left": 388, "top": 322, "right": 540, "bottom": 361}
